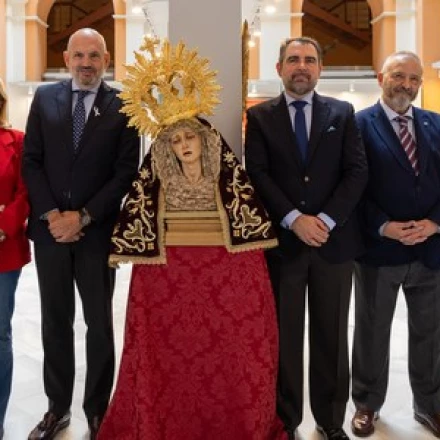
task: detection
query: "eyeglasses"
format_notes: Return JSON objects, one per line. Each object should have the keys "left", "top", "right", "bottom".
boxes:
{"left": 388, "top": 72, "right": 421, "bottom": 85}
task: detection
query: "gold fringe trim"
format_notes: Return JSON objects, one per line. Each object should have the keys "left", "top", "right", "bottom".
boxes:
{"left": 156, "top": 188, "right": 167, "bottom": 263}
{"left": 109, "top": 253, "right": 166, "bottom": 268}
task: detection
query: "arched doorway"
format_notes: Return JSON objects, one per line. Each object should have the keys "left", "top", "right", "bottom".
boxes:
{"left": 24, "top": 0, "right": 126, "bottom": 81}
{"left": 46, "top": 0, "right": 115, "bottom": 71}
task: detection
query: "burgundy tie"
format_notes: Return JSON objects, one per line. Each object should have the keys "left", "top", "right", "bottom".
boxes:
{"left": 395, "top": 115, "right": 418, "bottom": 174}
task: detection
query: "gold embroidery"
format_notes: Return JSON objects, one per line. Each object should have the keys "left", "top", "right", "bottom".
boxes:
{"left": 224, "top": 159, "right": 273, "bottom": 240}
{"left": 111, "top": 175, "right": 157, "bottom": 254}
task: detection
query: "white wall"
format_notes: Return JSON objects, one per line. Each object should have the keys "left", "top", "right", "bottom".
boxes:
{"left": 169, "top": 0, "right": 242, "bottom": 156}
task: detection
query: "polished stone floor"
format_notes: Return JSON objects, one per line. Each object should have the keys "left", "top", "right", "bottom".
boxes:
{"left": 4, "top": 257, "right": 434, "bottom": 439}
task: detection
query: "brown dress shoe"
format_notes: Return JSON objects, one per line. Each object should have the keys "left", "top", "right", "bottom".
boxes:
{"left": 414, "top": 411, "right": 440, "bottom": 438}
{"left": 351, "top": 409, "right": 379, "bottom": 437}
{"left": 28, "top": 411, "right": 71, "bottom": 440}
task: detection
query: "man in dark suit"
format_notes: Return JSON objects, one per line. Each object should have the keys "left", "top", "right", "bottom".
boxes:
{"left": 351, "top": 51, "right": 440, "bottom": 438}
{"left": 22, "top": 28, "right": 139, "bottom": 440}
{"left": 245, "top": 37, "right": 367, "bottom": 440}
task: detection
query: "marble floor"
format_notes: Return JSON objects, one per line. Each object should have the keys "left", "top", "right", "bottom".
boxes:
{"left": 4, "top": 256, "right": 435, "bottom": 440}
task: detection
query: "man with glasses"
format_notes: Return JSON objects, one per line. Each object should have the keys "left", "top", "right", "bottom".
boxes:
{"left": 351, "top": 51, "right": 440, "bottom": 438}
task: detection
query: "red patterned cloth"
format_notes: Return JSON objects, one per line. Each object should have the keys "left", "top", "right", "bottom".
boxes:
{"left": 98, "top": 247, "right": 286, "bottom": 440}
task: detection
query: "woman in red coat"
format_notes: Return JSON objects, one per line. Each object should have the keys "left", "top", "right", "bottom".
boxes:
{"left": 0, "top": 78, "right": 30, "bottom": 439}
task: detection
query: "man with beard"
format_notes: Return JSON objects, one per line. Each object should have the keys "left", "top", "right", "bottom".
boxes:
{"left": 22, "top": 28, "right": 139, "bottom": 440}
{"left": 351, "top": 51, "right": 440, "bottom": 438}
{"left": 245, "top": 37, "right": 367, "bottom": 440}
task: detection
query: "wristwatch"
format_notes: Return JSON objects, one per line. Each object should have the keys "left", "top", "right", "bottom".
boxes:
{"left": 79, "top": 208, "right": 92, "bottom": 227}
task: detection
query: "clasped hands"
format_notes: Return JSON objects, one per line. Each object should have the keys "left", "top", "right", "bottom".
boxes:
{"left": 290, "top": 214, "right": 329, "bottom": 247}
{"left": 47, "top": 211, "right": 84, "bottom": 243}
{"left": 383, "top": 219, "right": 438, "bottom": 245}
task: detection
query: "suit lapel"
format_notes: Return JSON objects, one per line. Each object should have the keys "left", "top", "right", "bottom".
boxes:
{"left": 413, "top": 108, "right": 431, "bottom": 176}
{"left": 271, "top": 94, "right": 304, "bottom": 170}
{"left": 56, "top": 80, "right": 74, "bottom": 151}
{"left": 370, "top": 103, "right": 413, "bottom": 173}
{"left": 307, "top": 93, "right": 330, "bottom": 163}
{"left": 75, "top": 81, "right": 116, "bottom": 156}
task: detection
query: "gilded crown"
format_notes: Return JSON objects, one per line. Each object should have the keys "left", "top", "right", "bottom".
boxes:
{"left": 119, "top": 37, "right": 221, "bottom": 138}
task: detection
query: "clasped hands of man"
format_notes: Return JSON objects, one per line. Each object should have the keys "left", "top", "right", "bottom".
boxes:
{"left": 47, "top": 210, "right": 84, "bottom": 243}
{"left": 290, "top": 214, "right": 438, "bottom": 248}
{"left": 383, "top": 219, "right": 438, "bottom": 245}
{"left": 290, "top": 214, "right": 330, "bottom": 247}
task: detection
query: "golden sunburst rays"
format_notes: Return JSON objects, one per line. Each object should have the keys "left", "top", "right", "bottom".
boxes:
{"left": 119, "top": 38, "right": 221, "bottom": 138}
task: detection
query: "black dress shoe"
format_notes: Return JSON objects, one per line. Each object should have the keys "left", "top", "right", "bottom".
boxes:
{"left": 317, "top": 425, "right": 350, "bottom": 440}
{"left": 285, "top": 427, "right": 297, "bottom": 440}
{"left": 28, "top": 411, "right": 71, "bottom": 440}
{"left": 414, "top": 411, "right": 440, "bottom": 438}
{"left": 88, "top": 415, "right": 103, "bottom": 440}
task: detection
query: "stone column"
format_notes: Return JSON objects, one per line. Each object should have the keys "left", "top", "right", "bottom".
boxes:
{"left": 259, "top": 2, "right": 291, "bottom": 80}
{"left": 368, "top": 0, "right": 396, "bottom": 72}
{"left": 0, "top": 0, "right": 6, "bottom": 81}
{"left": 7, "top": 0, "right": 28, "bottom": 81}
{"left": 169, "top": 0, "right": 242, "bottom": 156}
{"left": 395, "top": 0, "right": 416, "bottom": 52}
{"left": 417, "top": 0, "right": 440, "bottom": 112}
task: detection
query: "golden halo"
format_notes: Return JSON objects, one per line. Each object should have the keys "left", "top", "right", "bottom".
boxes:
{"left": 119, "top": 37, "right": 221, "bottom": 138}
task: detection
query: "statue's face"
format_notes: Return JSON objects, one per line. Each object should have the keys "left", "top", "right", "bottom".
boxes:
{"left": 170, "top": 128, "right": 203, "bottom": 165}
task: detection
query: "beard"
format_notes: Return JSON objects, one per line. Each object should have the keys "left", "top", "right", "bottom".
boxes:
{"left": 384, "top": 86, "right": 417, "bottom": 113}
{"left": 284, "top": 73, "right": 317, "bottom": 97}
{"left": 75, "top": 67, "right": 101, "bottom": 87}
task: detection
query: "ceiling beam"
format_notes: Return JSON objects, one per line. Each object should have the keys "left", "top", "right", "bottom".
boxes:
{"left": 303, "top": 1, "right": 371, "bottom": 45}
{"left": 48, "top": 2, "right": 113, "bottom": 48}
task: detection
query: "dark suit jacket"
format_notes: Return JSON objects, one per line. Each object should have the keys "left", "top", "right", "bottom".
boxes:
{"left": 356, "top": 102, "right": 440, "bottom": 269}
{"left": 22, "top": 80, "right": 140, "bottom": 249}
{"left": 245, "top": 92, "right": 367, "bottom": 263}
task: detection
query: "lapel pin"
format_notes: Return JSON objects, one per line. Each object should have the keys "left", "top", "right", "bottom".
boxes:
{"left": 327, "top": 126, "right": 336, "bottom": 132}
{"left": 93, "top": 106, "right": 101, "bottom": 117}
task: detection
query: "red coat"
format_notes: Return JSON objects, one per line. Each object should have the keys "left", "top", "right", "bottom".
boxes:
{"left": 0, "top": 128, "right": 30, "bottom": 272}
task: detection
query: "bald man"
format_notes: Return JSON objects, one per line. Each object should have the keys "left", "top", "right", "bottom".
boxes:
{"left": 23, "top": 28, "right": 139, "bottom": 440}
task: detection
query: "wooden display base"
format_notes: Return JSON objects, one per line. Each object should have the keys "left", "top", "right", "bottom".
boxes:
{"left": 164, "top": 211, "right": 224, "bottom": 246}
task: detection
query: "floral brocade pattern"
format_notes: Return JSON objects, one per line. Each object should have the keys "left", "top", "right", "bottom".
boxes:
{"left": 98, "top": 247, "right": 286, "bottom": 440}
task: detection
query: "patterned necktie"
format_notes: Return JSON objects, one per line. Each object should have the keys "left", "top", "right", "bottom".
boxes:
{"left": 291, "top": 100, "right": 308, "bottom": 161}
{"left": 72, "top": 90, "right": 89, "bottom": 151}
{"left": 395, "top": 115, "right": 418, "bottom": 174}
